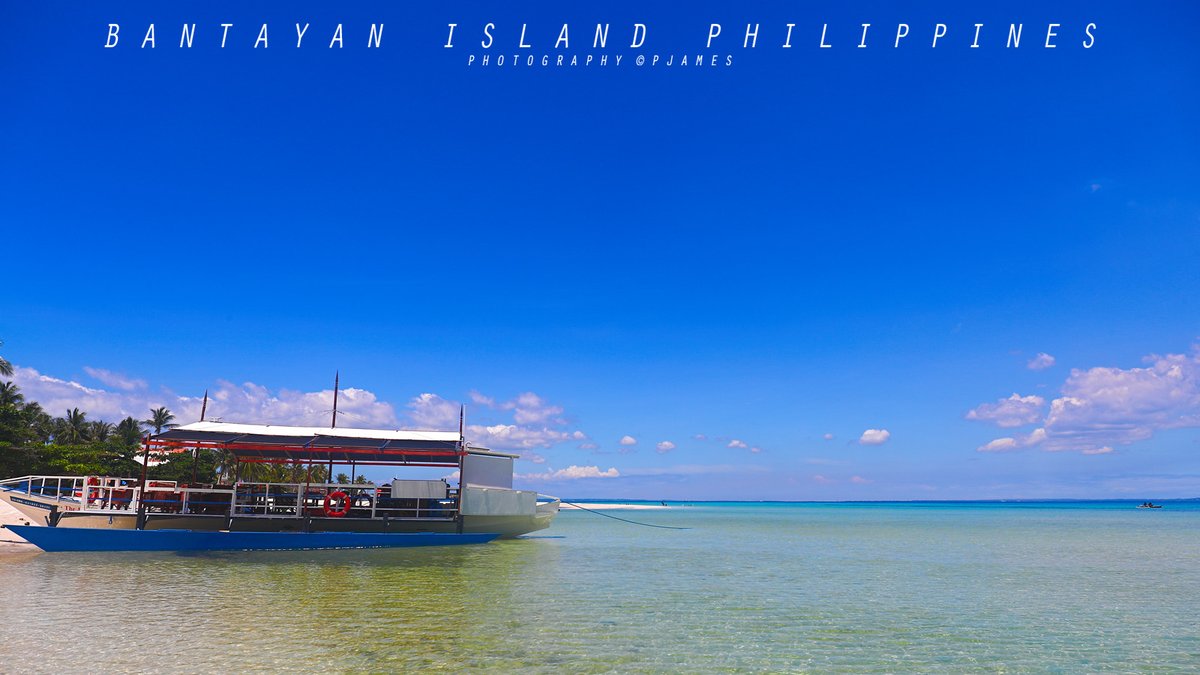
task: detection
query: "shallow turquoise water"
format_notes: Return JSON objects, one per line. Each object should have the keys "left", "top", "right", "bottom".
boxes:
{"left": 0, "top": 501, "right": 1197, "bottom": 672}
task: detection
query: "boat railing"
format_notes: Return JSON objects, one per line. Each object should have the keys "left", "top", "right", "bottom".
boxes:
{"left": 145, "top": 483, "right": 233, "bottom": 514}
{"left": 0, "top": 474, "right": 144, "bottom": 510}
{"left": 2, "top": 475, "right": 459, "bottom": 521}
{"left": 0, "top": 475, "right": 223, "bottom": 515}
{"left": 229, "top": 481, "right": 456, "bottom": 520}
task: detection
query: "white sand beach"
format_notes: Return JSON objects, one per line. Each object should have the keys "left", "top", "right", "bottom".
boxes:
{"left": 0, "top": 499, "right": 36, "bottom": 553}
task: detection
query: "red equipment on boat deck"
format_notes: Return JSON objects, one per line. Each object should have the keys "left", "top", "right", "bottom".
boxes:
{"left": 323, "top": 491, "right": 351, "bottom": 518}
{"left": 74, "top": 476, "right": 101, "bottom": 502}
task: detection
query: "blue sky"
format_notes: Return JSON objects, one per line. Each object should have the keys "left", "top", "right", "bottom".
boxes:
{"left": 2, "top": 1, "right": 1198, "bottom": 499}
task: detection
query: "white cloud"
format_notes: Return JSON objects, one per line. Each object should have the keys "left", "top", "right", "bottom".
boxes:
{"left": 519, "top": 465, "right": 620, "bottom": 481}
{"left": 472, "top": 390, "right": 565, "bottom": 425}
{"left": 1037, "top": 349, "right": 1200, "bottom": 452}
{"left": 655, "top": 441, "right": 676, "bottom": 454}
{"left": 619, "top": 435, "right": 637, "bottom": 446}
{"left": 812, "top": 474, "right": 834, "bottom": 484}
{"left": 10, "top": 366, "right": 589, "bottom": 454}
{"left": 822, "top": 433, "right": 834, "bottom": 441}
{"left": 509, "top": 392, "right": 564, "bottom": 425}
{"left": 977, "top": 437, "right": 1018, "bottom": 453}
{"left": 966, "top": 393, "right": 1046, "bottom": 428}
{"left": 692, "top": 433, "right": 707, "bottom": 441}
{"left": 850, "top": 475, "right": 872, "bottom": 484}
{"left": 410, "top": 390, "right": 585, "bottom": 451}
{"left": 578, "top": 442, "right": 599, "bottom": 450}
{"left": 467, "top": 423, "right": 577, "bottom": 450}
{"left": 10, "top": 366, "right": 398, "bottom": 427}
{"left": 977, "top": 428, "right": 1046, "bottom": 453}
{"left": 13, "top": 366, "right": 171, "bottom": 421}
{"left": 727, "top": 439, "right": 748, "bottom": 449}
{"left": 198, "top": 380, "right": 397, "bottom": 427}
{"left": 749, "top": 446, "right": 762, "bottom": 453}
{"left": 1028, "top": 352, "right": 1057, "bottom": 371}
{"left": 83, "top": 367, "right": 146, "bottom": 392}
{"left": 971, "top": 347, "right": 1200, "bottom": 455}
{"left": 467, "top": 390, "right": 495, "bottom": 407}
{"left": 407, "top": 392, "right": 460, "bottom": 428}
{"left": 858, "top": 429, "right": 891, "bottom": 445}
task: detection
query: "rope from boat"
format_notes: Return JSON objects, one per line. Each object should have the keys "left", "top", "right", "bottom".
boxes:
{"left": 560, "top": 500, "right": 690, "bottom": 530}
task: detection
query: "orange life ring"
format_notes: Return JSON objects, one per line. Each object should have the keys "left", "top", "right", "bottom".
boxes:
{"left": 323, "top": 491, "right": 351, "bottom": 518}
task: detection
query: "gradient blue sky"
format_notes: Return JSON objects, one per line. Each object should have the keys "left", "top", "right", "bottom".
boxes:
{"left": 2, "top": 1, "right": 1198, "bottom": 499}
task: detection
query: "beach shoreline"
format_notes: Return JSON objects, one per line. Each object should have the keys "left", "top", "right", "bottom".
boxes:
{"left": 0, "top": 499, "right": 35, "bottom": 553}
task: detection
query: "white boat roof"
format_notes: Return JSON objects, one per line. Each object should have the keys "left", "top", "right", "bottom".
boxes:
{"left": 151, "top": 422, "right": 514, "bottom": 464}
{"left": 173, "top": 421, "right": 460, "bottom": 443}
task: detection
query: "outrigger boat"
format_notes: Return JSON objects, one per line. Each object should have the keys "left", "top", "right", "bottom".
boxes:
{"left": 0, "top": 421, "right": 560, "bottom": 552}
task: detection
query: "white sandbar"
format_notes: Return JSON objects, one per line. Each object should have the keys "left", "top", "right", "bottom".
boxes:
{"left": 560, "top": 503, "right": 670, "bottom": 510}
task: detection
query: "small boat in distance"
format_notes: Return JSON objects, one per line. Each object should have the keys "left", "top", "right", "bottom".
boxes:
{"left": 0, "top": 421, "right": 560, "bottom": 552}
{"left": 1137, "top": 502, "right": 1163, "bottom": 509}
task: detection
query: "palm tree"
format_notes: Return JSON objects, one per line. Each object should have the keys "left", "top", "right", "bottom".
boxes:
{"left": 58, "top": 408, "right": 89, "bottom": 444}
{"left": 0, "top": 381, "right": 23, "bottom": 407}
{"left": 88, "top": 420, "right": 114, "bottom": 442}
{"left": 143, "top": 406, "right": 177, "bottom": 435}
{"left": 115, "top": 417, "right": 144, "bottom": 447}
{"left": 0, "top": 340, "right": 12, "bottom": 378}
{"left": 214, "top": 448, "right": 235, "bottom": 483}
{"left": 22, "top": 403, "right": 53, "bottom": 444}
{"left": 232, "top": 460, "right": 267, "bottom": 483}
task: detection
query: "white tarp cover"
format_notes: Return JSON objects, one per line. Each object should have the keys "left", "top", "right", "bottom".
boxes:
{"left": 461, "top": 486, "right": 536, "bottom": 516}
{"left": 391, "top": 480, "right": 448, "bottom": 499}
{"left": 462, "top": 453, "right": 513, "bottom": 489}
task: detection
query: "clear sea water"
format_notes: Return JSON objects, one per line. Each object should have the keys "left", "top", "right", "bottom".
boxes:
{"left": 1, "top": 501, "right": 1198, "bottom": 673}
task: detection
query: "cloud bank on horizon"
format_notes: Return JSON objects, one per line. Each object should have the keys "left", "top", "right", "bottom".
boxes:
{"left": 8, "top": 363, "right": 631, "bottom": 483}
{"left": 970, "top": 346, "right": 1200, "bottom": 455}
{"left": 5, "top": 359, "right": 782, "bottom": 486}
{"left": 6, "top": 343, "right": 1200, "bottom": 492}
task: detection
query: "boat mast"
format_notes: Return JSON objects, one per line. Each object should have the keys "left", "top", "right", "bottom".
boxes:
{"left": 456, "top": 404, "right": 465, "bottom": 533}
{"left": 137, "top": 434, "right": 150, "bottom": 530}
{"left": 331, "top": 371, "right": 339, "bottom": 429}
{"left": 330, "top": 371, "right": 338, "bottom": 484}
{"left": 193, "top": 389, "right": 208, "bottom": 483}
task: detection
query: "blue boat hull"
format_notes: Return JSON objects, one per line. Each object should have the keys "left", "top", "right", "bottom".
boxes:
{"left": 7, "top": 525, "right": 499, "bottom": 552}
